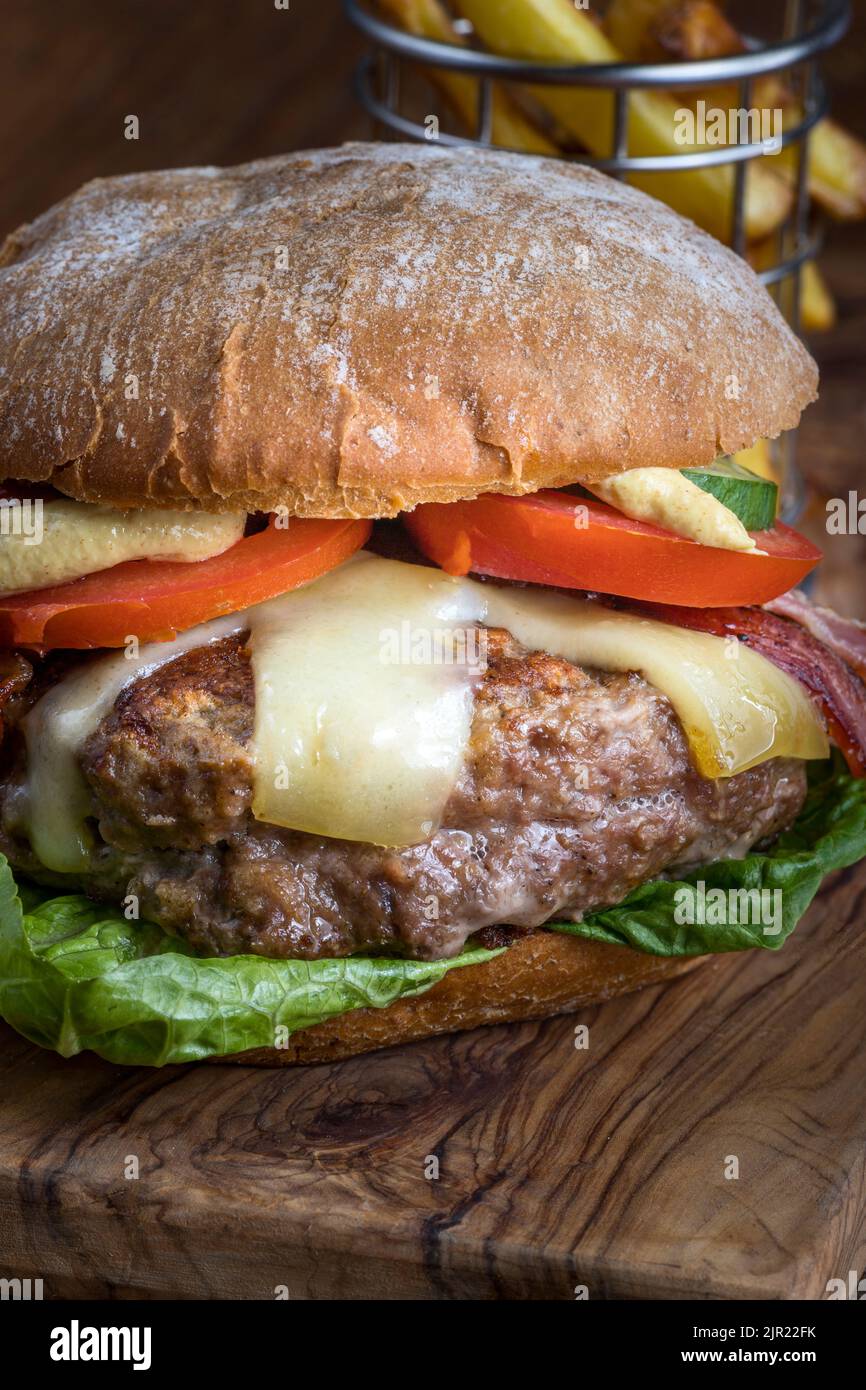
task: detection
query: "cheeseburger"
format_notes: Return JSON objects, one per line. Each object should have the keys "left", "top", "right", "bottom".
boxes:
{"left": 0, "top": 144, "right": 864, "bottom": 1066}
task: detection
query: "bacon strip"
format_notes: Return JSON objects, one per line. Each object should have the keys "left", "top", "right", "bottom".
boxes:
{"left": 625, "top": 599, "right": 866, "bottom": 778}
{"left": 765, "top": 589, "right": 866, "bottom": 686}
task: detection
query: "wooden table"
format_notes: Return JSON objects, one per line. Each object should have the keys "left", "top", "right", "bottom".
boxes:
{"left": 1, "top": 0, "right": 865, "bottom": 1300}
{"left": 2, "top": 855, "right": 866, "bottom": 1301}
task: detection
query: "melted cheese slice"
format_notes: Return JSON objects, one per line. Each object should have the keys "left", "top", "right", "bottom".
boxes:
{"left": 20, "top": 554, "right": 829, "bottom": 868}
{"left": 247, "top": 556, "right": 826, "bottom": 844}
{"left": 0, "top": 500, "right": 245, "bottom": 596}
{"left": 21, "top": 615, "right": 245, "bottom": 872}
{"left": 247, "top": 553, "right": 485, "bottom": 845}
{"left": 478, "top": 584, "right": 826, "bottom": 779}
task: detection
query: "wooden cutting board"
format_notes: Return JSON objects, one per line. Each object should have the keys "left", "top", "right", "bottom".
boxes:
{"left": 1, "top": 862, "right": 865, "bottom": 1301}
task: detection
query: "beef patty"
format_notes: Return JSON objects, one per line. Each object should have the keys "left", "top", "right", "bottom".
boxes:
{"left": 0, "top": 633, "right": 807, "bottom": 960}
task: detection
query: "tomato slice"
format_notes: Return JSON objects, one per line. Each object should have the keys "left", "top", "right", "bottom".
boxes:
{"left": 403, "top": 491, "right": 821, "bottom": 607}
{"left": 0, "top": 516, "right": 371, "bottom": 649}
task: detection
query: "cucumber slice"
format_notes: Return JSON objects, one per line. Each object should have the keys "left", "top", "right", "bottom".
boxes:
{"left": 682, "top": 458, "right": 778, "bottom": 532}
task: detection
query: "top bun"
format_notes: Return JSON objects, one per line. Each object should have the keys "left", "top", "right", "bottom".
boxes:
{"left": 0, "top": 143, "right": 817, "bottom": 518}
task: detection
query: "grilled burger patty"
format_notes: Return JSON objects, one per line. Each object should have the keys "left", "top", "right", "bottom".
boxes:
{"left": 0, "top": 632, "right": 807, "bottom": 960}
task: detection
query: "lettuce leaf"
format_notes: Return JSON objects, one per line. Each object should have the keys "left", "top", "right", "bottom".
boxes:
{"left": 0, "top": 863, "right": 502, "bottom": 1065}
{"left": 1, "top": 760, "right": 864, "bottom": 1065}
{"left": 551, "top": 759, "right": 866, "bottom": 955}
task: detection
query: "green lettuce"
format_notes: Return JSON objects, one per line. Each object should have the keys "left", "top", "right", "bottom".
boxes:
{"left": 550, "top": 759, "right": 866, "bottom": 955}
{"left": 0, "top": 865, "right": 502, "bottom": 1065}
{"left": 1, "top": 760, "right": 864, "bottom": 1065}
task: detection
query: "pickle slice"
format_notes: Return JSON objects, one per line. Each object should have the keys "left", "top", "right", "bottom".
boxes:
{"left": 682, "top": 458, "right": 778, "bottom": 532}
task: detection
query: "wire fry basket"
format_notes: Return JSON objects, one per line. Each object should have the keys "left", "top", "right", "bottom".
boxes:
{"left": 344, "top": 0, "right": 852, "bottom": 520}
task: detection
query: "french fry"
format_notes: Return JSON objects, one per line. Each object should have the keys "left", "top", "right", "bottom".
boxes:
{"left": 616, "top": 0, "right": 866, "bottom": 220}
{"left": 642, "top": 2, "right": 840, "bottom": 320}
{"left": 645, "top": 0, "right": 742, "bottom": 62}
{"left": 747, "top": 238, "right": 837, "bottom": 333}
{"left": 616, "top": 1, "right": 789, "bottom": 111}
{"left": 451, "top": 0, "right": 792, "bottom": 242}
{"left": 774, "top": 115, "right": 866, "bottom": 221}
{"left": 796, "top": 261, "right": 837, "bottom": 333}
{"left": 375, "top": 0, "right": 557, "bottom": 154}
{"left": 608, "top": 0, "right": 743, "bottom": 69}
{"left": 604, "top": 0, "right": 689, "bottom": 59}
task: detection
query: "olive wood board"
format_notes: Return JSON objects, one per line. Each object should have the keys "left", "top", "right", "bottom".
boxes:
{"left": 1, "top": 862, "right": 865, "bottom": 1300}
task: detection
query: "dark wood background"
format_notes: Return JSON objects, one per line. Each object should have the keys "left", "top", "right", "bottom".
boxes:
{"left": 1, "top": 0, "right": 864, "bottom": 613}
{"left": 1, "top": 1, "right": 865, "bottom": 1302}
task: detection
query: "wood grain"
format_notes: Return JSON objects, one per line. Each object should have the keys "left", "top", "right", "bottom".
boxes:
{"left": 1, "top": 860, "right": 865, "bottom": 1300}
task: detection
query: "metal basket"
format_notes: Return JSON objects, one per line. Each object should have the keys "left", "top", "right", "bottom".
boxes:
{"left": 345, "top": 0, "right": 851, "bottom": 518}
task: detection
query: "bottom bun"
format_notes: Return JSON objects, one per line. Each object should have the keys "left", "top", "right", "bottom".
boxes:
{"left": 219, "top": 933, "right": 708, "bottom": 1067}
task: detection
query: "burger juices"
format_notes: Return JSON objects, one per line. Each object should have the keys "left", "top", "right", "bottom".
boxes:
{"left": 0, "top": 144, "right": 864, "bottom": 1066}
